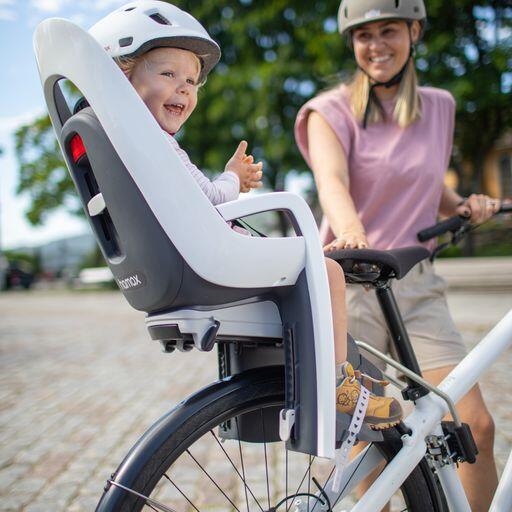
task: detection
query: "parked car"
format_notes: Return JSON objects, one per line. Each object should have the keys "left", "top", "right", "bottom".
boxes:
{"left": 3, "top": 261, "right": 35, "bottom": 290}
{"left": 0, "top": 255, "right": 7, "bottom": 291}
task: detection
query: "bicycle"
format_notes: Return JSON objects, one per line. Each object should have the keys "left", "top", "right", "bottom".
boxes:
{"left": 92, "top": 208, "right": 511, "bottom": 512}
{"left": 33, "top": 18, "right": 512, "bottom": 512}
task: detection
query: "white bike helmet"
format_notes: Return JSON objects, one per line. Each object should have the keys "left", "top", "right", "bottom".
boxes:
{"left": 89, "top": 1, "right": 220, "bottom": 83}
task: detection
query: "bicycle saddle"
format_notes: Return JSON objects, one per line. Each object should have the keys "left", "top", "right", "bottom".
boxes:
{"left": 327, "top": 246, "right": 430, "bottom": 281}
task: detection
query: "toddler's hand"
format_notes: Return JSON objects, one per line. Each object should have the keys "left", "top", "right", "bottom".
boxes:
{"left": 225, "top": 140, "right": 263, "bottom": 193}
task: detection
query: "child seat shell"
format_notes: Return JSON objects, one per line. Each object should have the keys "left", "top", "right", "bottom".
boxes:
{"left": 33, "top": 18, "right": 337, "bottom": 459}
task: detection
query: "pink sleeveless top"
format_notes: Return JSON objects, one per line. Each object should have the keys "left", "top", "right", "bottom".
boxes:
{"left": 295, "top": 85, "right": 456, "bottom": 250}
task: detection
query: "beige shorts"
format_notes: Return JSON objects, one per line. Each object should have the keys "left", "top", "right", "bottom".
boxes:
{"left": 346, "top": 260, "right": 467, "bottom": 372}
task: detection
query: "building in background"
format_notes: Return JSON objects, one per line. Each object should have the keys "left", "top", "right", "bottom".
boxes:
{"left": 10, "top": 233, "right": 97, "bottom": 277}
{"left": 38, "top": 233, "right": 97, "bottom": 275}
{"left": 484, "top": 131, "right": 512, "bottom": 200}
{"left": 445, "top": 131, "right": 512, "bottom": 201}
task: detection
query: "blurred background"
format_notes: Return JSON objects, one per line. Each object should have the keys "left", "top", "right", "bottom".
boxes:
{"left": 0, "top": 0, "right": 511, "bottom": 290}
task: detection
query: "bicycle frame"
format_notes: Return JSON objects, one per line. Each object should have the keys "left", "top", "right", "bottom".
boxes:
{"left": 296, "top": 308, "right": 512, "bottom": 511}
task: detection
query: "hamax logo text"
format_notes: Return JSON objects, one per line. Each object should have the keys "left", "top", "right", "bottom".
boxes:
{"left": 117, "top": 274, "right": 144, "bottom": 290}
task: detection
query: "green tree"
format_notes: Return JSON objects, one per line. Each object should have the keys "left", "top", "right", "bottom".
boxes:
{"left": 418, "top": 1, "right": 512, "bottom": 193}
{"left": 14, "top": 0, "right": 512, "bottom": 225}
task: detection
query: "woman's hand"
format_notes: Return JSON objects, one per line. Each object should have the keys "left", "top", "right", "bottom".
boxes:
{"left": 225, "top": 140, "right": 263, "bottom": 193}
{"left": 323, "top": 231, "right": 369, "bottom": 253}
{"left": 456, "top": 194, "right": 500, "bottom": 224}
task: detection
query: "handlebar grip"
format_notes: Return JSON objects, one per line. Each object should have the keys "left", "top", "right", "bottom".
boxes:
{"left": 417, "top": 216, "right": 465, "bottom": 242}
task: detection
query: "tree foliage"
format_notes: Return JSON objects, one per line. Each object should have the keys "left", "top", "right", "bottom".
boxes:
{"left": 418, "top": 1, "right": 512, "bottom": 191}
{"left": 15, "top": 0, "right": 512, "bottom": 224}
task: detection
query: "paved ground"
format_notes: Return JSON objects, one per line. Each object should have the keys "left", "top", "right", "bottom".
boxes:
{"left": 0, "top": 289, "right": 511, "bottom": 511}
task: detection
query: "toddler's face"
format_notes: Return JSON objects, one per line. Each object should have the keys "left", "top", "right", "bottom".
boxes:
{"left": 129, "top": 47, "right": 201, "bottom": 134}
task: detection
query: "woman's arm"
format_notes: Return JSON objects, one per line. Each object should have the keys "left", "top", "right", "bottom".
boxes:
{"left": 438, "top": 185, "right": 466, "bottom": 218}
{"left": 307, "top": 112, "right": 368, "bottom": 250}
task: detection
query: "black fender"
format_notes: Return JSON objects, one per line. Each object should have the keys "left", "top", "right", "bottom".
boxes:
{"left": 95, "top": 365, "right": 285, "bottom": 511}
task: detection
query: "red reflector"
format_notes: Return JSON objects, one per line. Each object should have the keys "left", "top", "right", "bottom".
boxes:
{"left": 70, "top": 134, "right": 86, "bottom": 163}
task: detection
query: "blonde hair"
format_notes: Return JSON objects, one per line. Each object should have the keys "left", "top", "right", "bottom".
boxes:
{"left": 348, "top": 61, "right": 421, "bottom": 128}
{"left": 114, "top": 55, "right": 140, "bottom": 77}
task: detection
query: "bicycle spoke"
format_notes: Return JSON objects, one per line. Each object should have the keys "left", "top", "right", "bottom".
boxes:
{"left": 285, "top": 456, "right": 316, "bottom": 512}
{"left": 162, "top": 474, "right": 201, "bottom": 512}
{"left": 285, "top": 447, "right": 289, "bottom": 500}
{"left": 307, "top": 455, "right": 312, "bottom": 512}
{"left": 332, "top": 443, "right": 374, "bottom": 509}
{"left": 235, "top": 417, "right": 253, "bottom": 512}
{"left": 311, "top": 467, "right": 335, "bottom": 512}
{"left": 210, "top": 431, "right": 264, "bottom": 511}
{"left": 260, "top": 409, "right": 271, "bottom": 511}
{"left": 107, "top": 481, "right": 178, "bottom": 512}
{"left": 186, "top": 449, "right": 241, "bottom": 511}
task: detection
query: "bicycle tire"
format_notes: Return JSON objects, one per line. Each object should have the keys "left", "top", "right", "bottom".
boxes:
{"left": 96, "top": 367, "right": 446, "bottom": 511}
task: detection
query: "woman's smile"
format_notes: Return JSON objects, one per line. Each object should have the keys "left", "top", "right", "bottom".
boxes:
{"left": 369, "top": 55, "right": 392, "bottom": 64}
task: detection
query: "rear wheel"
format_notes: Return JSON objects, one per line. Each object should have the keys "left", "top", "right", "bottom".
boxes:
{"left": 97, "top": 370, "right": 446, "bottom": 511}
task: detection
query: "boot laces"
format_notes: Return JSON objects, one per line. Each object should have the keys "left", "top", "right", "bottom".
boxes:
{"left": 353, "top": 369, "right": 389, "bottom": 387}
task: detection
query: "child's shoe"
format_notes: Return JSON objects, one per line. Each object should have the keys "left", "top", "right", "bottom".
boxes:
{"left": 336, "top": 362, "right": 402, "bottom": 430}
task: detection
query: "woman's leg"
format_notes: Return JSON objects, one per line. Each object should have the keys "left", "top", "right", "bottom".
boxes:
{"left": 422, "top": 365, "right": 498, "bottom": 512}
{"left": 351, "top": 368, "right": 497, "bottom": 512}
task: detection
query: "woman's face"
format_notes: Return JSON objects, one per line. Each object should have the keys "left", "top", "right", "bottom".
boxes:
{"left": 352, "top": 20, "right": 420, "bottom": 84}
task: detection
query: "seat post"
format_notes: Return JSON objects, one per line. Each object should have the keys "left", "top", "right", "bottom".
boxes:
{"left": 375, "top": 282, "right": 429, "bottom": 399}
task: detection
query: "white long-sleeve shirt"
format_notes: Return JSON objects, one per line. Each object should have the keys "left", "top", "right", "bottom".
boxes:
{"left": 166, "top": 133, "right": 240, "bottom": 205}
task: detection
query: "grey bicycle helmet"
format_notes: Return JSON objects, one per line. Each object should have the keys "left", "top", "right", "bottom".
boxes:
{"left": 338, "top": 0, "right": 426, "bottom": 37}
{"left": 89, "top": 1, "right": 220, "bottom": 83}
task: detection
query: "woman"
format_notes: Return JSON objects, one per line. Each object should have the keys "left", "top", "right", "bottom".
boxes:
{"left": 294, "top": 0, "right": 500, "bottom": 510}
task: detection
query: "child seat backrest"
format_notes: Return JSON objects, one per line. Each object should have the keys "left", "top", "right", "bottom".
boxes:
{"left": 60, "top": 107, "right": 270, "bottom": 313}
{"left": 62, "top": 107, "right": 183, "bottom": 311}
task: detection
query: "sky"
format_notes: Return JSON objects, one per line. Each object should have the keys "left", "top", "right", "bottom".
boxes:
{"left": 0, "top": 0, "right": 131, "bottom": 250}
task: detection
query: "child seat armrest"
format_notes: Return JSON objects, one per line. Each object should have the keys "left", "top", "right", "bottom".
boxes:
{"left": 217, "top": 192, "right": 309, "bottom": 233}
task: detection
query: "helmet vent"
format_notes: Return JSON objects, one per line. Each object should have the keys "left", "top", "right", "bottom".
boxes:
{"left": 149, "top": 13, "right": 172, "bottom": 25}
{"left": 344, "top": 7, "right": 348, "bottom": 18}
{"left": 124, "top": 7, "right": 135, "bottom": 11}
{"left": 119, "top": 37, "right": 133, "bottom": 48}
{"left": 395, "top": 0, "right": 400, "bottom": 7}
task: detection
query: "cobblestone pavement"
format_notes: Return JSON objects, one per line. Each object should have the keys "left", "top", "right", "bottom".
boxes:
{"left": 0, "top": 289, "right": 511, "bottom": 511}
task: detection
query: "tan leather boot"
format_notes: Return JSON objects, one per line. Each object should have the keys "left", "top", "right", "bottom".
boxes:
{"left": 336, "top": 362, "right": 403, "bottom": 430}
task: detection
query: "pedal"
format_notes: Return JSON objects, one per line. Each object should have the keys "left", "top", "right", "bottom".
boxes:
{"left": 279, "top": 408, "right": 295, "bottom": 442}
{"left": 442, "top": 421, "right": 478, "bottom": 464}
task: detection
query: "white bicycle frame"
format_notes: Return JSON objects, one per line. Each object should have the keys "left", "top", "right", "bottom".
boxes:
{"left": 297, "top": 309, "right": 512, "bottom": 511}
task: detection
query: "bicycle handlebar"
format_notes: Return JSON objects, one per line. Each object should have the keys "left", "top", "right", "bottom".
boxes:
{"left": 417, "top": 204, "right": 512, "bottom": 243}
